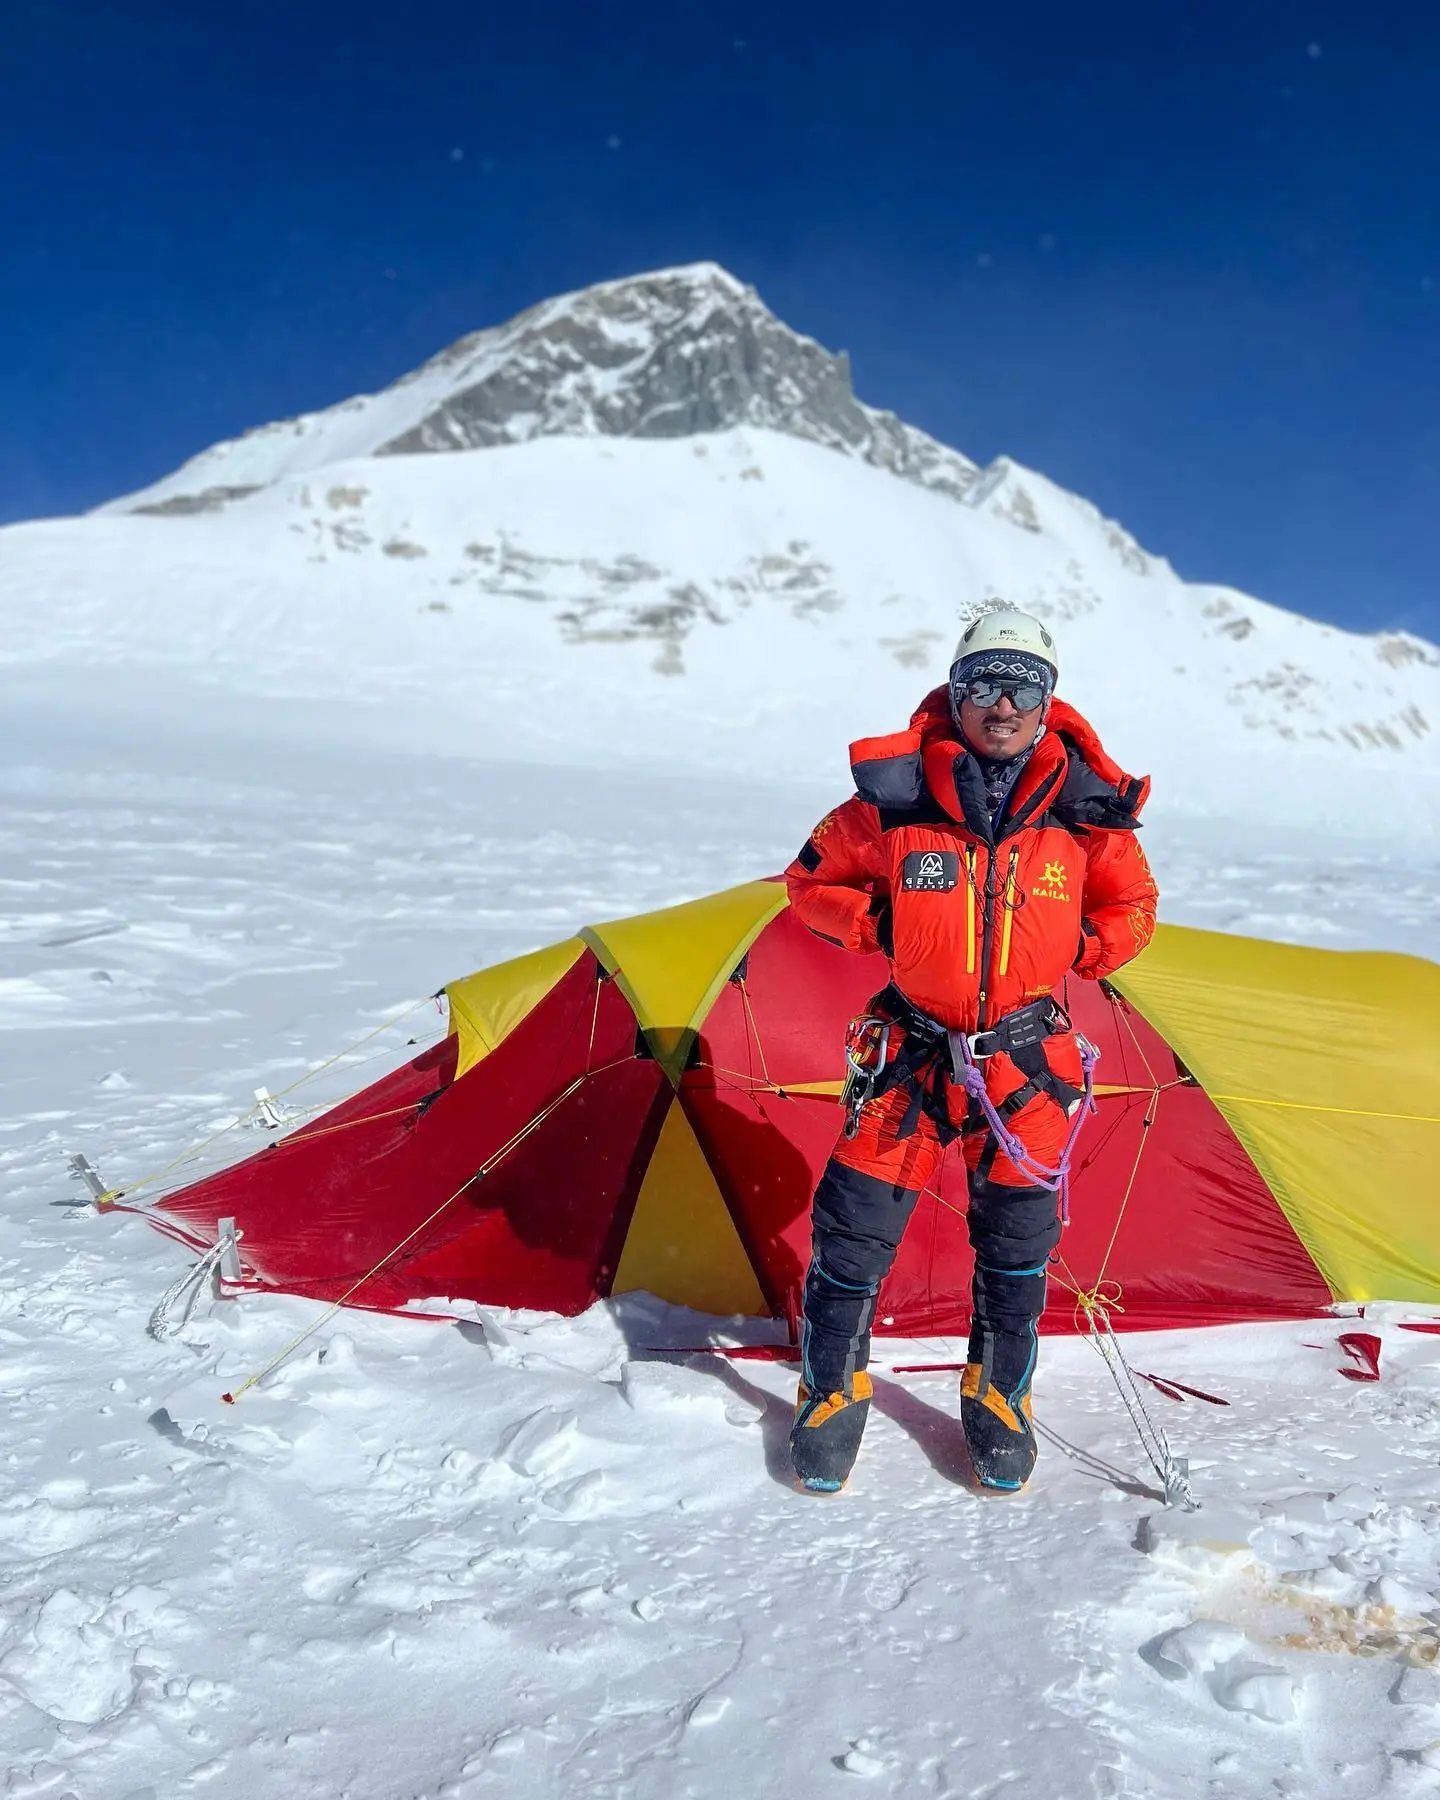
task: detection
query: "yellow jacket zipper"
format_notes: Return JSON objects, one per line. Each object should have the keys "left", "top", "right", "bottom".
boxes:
{"left": 997, "top": 847, "right": 1020, "bottom": 977}
{"left": 964, "top": 847, "right": 978, "bottom": 974}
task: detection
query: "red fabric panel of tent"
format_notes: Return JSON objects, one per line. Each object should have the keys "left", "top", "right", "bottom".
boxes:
{"left": 687, "top": 913, "right": 1330, "bottom": 1334}
{"left": 683, "top": 910, "right": 883, "bottom": 1313}
{"left": 1042, "top": 978, "right": 1332, "bottom": 1327}
{"left": 877, "top": 977, "right": 1332, "bottom": 1333}
{"left": 154, "top": 954, "right": 668, "bottom": 1313}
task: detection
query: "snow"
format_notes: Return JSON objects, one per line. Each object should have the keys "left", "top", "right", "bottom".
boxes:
{"left": 101, "top": 263, "right": 980, "bottom": 509}
{"left": 6, "top": 425, "right": 1438, "bottom": 844}
{"left": 1, "top": 268, "right": 1438, "bottom": 1796}
{"left": 0, "top": 675, "right": 1437, "bottom": 1800}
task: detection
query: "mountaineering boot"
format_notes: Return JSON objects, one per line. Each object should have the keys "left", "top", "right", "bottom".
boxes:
{"left": 790, "top": 1372, "right": 873, "bottom": 1492}
{"left": 960, "top": 1323, "right": 1038, "bottom": 1491}
{"left": 790, "top": 1251, "right": 883, "bottom": 1492}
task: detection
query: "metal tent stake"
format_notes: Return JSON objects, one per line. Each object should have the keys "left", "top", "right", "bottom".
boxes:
{"left": 66, "top": 1154, "right": 113, "bottom": 1205}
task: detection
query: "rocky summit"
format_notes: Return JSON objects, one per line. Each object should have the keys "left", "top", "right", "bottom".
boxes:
{"left": 110, "top": 264, "right": 980, "bottom": 511}
{"left": 375, "top": 263, "right": 980, "bottom": 499}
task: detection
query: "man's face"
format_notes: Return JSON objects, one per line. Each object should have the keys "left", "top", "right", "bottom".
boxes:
{"left": 957, "top": 687, "right": 1049, "bottom": 759}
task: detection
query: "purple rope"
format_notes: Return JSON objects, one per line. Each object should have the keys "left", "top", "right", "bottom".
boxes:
{"left": 956, "top": 1034, "right": 1099, "bottom": 1225}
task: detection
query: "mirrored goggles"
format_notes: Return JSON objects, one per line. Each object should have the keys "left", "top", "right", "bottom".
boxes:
{"left": 957, "top": 677, "right": 1048, "bottom": 712}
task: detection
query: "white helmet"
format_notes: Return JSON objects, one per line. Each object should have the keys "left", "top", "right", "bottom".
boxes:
{"left": 951, "top": 608, "right": 1059, "bottom": 678}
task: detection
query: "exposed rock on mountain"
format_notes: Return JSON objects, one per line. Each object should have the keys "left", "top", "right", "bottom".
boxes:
{"left": 376, "top": 265, "right": 980, "bottom": 500}
{"left": 108, "top": 264, "right": 979, "bottom": 512}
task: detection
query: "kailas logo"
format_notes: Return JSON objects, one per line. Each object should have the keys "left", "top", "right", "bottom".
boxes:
{"left": 1031, "top": 860, "right": 1072, "bottom": 902}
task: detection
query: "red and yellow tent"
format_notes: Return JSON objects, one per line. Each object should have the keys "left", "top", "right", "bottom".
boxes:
{"left": 121, "top": 880, "right": 1440, "bottom": 1335}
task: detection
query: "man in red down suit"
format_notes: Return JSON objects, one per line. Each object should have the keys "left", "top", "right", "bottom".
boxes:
{"left": 784, "top": 607, "right": 1158, "bottom": 1493}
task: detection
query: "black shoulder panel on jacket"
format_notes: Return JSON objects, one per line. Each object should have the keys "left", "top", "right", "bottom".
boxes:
{"left": 853, "top": 750, "right": 924, "bottom": 810}
{"left": 877, "top": 788, "right": 955, "bottom": 832}
{"left": 795, "top": 838, "right": 823, "bottom": 873}
{"left": 1045, "top": 733, "right": 1142, "bottom": 831}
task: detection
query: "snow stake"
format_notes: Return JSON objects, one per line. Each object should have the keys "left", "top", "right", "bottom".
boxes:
{"left": 65, "top": 1153, "right": 116, "bottom": 1206}
{"left": 149, "top": 1224, "right": 240, "bottom": 1341}
{"left": 251, "top": 1087, "right": 287, "bottom": 1130}
{"left": 1079, "top": 1290, "right": 1200, "bottom": 1511}
{"left": 217, "top": 1217, "right": 244, "bottom": 1283}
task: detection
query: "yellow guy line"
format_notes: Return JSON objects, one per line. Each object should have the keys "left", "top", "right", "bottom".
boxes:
{"left": 98, "top": 994, "right": 442, "bottom": 1207}
{"left": 222, "top": 1056, "right": 630, "bottom": 1403}
{"left": 1206, "top": 1094, "right": 1440, "bottom": 1126}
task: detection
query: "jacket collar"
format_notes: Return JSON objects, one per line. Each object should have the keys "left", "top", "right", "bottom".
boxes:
{"left": 850, "top": 686, "right": 1148, "bottom": 836}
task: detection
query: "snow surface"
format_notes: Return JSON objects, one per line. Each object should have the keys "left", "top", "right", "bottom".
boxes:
{"left": 2, "top": 674, "right": 1439, "bottom": 1800}
{"left": 5, "top": 426, "right": 1438, "bottom": 844}
{"left": 100, "top": 264, "right": 982, "bottom": 509}
{"left": 2, "top": 265, "right": 1438, "bottom": 1796}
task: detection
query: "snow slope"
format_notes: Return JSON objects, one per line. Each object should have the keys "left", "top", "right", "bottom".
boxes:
{"left": 2, "top": 264, "right": 1438, "bottom": 1798}
{"left": 3, "top": 262, "right": 1436, "bottom": 838}
{"left": 4, "top": 424, "right": 1437, "bottom": 839}
{"left": 1, "top": 685, "right": 1439, "bottom": 1800}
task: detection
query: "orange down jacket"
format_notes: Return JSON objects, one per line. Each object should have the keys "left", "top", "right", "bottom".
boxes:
{"left": 786, "top": 689, "right": 1159, "bottom": 1032}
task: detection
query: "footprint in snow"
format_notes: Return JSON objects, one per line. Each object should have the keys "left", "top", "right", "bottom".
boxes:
{"left": 863, "top": 1554, "right": 921, "bottom": 1614}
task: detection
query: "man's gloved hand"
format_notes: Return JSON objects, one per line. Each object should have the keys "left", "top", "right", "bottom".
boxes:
{"left": 1072, "top": 920, "right": 1102, "bottom": 975}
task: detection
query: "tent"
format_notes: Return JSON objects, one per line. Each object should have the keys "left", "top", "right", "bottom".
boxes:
{"left": 119, "top": 880, "right": 1440, "bottom": 1336}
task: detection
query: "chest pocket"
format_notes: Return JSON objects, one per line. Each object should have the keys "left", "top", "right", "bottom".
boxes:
{"left": 900, "top": 849, "right": 959, "bottom": 891}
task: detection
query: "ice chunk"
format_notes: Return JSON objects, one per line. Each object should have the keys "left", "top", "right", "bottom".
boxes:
{"left": 497, "top": 1407, "right": 578, "bottom": 1476}
{"left": 1213, "top": 1662, "right": 1299, "bottom": 1724}
{"left": 1394, "top": 1666, "right": 1440, "bottom": 1709}
{"left": 1152, "top": 1620, "right": 1252, "bottom": 1678}
{"left": 1139, "top": 1507, "right": 1256, "bottom": 1579}
{"left": 1370, "top": 1575, "right": 1437, "bottom": 1615}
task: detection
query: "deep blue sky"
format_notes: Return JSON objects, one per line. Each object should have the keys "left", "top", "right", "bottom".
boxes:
{"left": 3, "top": 1, "right": 1436, "bottom": 637}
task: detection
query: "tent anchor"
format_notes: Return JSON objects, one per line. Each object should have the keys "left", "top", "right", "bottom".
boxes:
{"left": 251, "top": 1087, "right": 287, "bottom": 1130}
{"left": 65, "top": 1153, "right": 115, "bottom": 1206}
{"left": 217, "top": 1217, "right": 244, "bottom": 1283}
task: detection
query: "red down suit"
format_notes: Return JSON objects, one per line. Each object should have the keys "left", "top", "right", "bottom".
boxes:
{"left": 783, "top": 687, "right": 1159, "bottom": 1431}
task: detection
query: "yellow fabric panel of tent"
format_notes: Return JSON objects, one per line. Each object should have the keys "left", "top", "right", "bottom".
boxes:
{"left": 581, "top": 880, "right": 789, "bottom": 1082}
{"left": 445, "top": 938, "right": 587, "bottom": 1079}
{"left": 611, "top": 1097, "right": 768, "bottom": 1315}
{"left": 1114, "top": 925, "right": 1440, "bottom": 1305}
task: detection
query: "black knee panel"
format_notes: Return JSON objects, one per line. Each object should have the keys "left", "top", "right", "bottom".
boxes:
{"left": 811, "top": 1161, "right": 922, "bottom": 1289}
{"left": 805, "top": 1257, "right": 879, "bottom": 1330}
{"left": 966, "top": 1175, "right": 1062, "bottom": 1269}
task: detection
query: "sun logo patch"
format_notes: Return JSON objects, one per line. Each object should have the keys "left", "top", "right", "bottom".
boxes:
{"left": 1032, "top": 860, "right": 1072, "bottom": 902}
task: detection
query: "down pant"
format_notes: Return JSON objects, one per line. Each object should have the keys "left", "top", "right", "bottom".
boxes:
{"left": 801, "top": 1029, "right": 1084, "bottom": 1406}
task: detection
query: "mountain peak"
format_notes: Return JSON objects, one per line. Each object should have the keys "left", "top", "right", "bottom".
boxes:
{"left": 109, "top": 264, "right": 980, "bottom": 512}
{"left": 375, "top": 261, "right": 980, "bottom": 501}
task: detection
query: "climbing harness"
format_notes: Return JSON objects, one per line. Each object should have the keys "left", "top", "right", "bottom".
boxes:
{"left": 949, "top": 1000, "right": 1099, "bottom": 1222}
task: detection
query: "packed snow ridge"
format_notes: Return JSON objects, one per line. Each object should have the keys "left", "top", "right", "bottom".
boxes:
{"left": 112, "top": 262, "right": 982, "bottom": 511}
{"left": 6, "top": 261, "right": 1434, "bottom": 835}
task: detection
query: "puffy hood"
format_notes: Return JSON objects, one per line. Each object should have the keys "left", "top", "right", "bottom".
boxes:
{"left": 850, "top": 686, "right": 1151, "bottom": 827}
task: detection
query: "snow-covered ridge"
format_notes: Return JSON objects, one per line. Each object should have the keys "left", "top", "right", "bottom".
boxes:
{"left": 6, "top": 264, "right": 1435, "bottom": 836}
{"left": 8, "top": 425, "right": 1437, "bottom": 840}
{"left": 108, "top": 263, "right": 981, "bottom": 512}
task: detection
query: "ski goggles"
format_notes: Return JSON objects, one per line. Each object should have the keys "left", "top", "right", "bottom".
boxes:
{"left": 955, "top": 676, "right": 1049, "bottom": 712}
